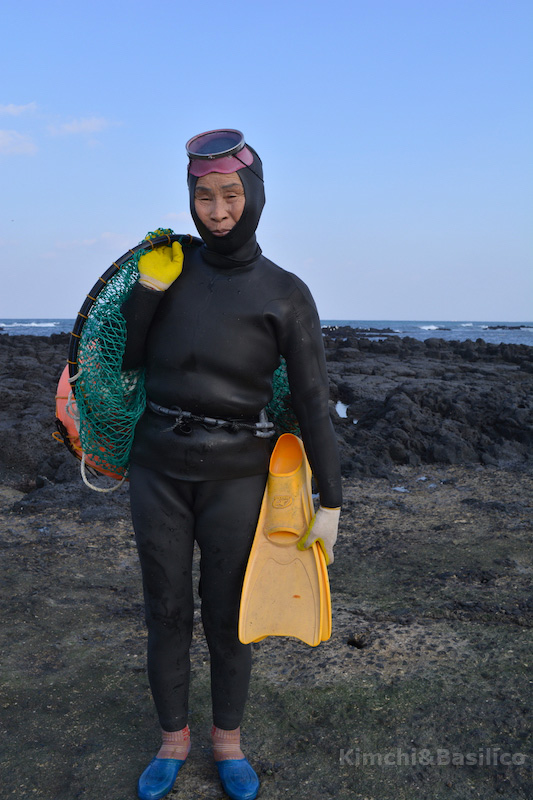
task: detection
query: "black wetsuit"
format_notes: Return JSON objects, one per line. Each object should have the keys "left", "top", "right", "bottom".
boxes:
{"left": 121, "top": 147, "right": 342, "bottom": 732}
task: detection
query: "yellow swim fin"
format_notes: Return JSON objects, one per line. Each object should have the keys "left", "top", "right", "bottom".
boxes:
{"left": 317, "top": 543, "right": 332, "bottom": 641}
{"left": 239, "top": 433, "right": 332, "bottom": 647}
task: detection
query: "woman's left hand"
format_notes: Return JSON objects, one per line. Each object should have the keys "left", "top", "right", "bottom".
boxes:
{"left": 298, "top": 506, "right": 340, "bottom": 565}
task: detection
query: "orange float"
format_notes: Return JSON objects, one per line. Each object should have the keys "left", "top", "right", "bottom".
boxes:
{"left": 54, "top": 364, "right": 125, "bottom": 483}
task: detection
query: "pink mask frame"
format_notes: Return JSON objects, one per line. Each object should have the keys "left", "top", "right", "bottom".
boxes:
{"left": 186, "top": 128, "right": 254, "bottom": 176}
{"left": 188, "top": 146, "right": 254, "bottom": 177}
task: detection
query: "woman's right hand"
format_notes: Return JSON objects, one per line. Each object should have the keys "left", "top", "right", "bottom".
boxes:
{"left": 138, "top": 241, "right": 184, "bottom": 291}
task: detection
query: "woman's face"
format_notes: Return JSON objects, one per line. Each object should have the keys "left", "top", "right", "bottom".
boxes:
{"left": 193, "top": 171, "right": 245, "bottom": 237}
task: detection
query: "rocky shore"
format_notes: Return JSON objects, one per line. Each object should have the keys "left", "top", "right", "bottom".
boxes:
{"left": 323, "top": 325, "right": 533, "bottom": 479}
{"left": 1, "top": 330, "right": 532, "bottom": 799}
{"left": 1, "top": 327, "right": 532, "bottom": 493}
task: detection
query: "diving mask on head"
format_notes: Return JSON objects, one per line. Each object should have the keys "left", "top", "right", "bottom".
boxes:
{"left": 186, "top": 128, "right": 257, "bottom": 177}
{"left": 186, "top": 128, "right": 265, "bottom": 258}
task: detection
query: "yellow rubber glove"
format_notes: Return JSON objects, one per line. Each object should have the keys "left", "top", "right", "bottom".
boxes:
{"left": 298, "top": 506, "right": 341, "bottom": 565}
{"left": 138, "top": 241, "right": 184, "bottom": 291}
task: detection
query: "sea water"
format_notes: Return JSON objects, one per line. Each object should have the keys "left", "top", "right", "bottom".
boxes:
{"left": 1, "top": 318, "right": 532, "bottom": 347}
{"left": 0, "top": 319, "right": 76, "bottom": 335}
{"left": 322, "top": 320, "right": 533, "bottom": 347}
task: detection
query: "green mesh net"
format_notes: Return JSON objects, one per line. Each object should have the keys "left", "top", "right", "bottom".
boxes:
{"left": 266, "top": 359, "right": 301, "bottom": 437}
{"left": 73, "top": 229, "right": 300, "bottom": 480}
{"left": 75, "top": 247, "right": 147, "bottom": 478}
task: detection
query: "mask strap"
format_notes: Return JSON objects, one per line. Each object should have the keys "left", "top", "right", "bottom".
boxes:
{"left": 234, "top": 154, "right": 263, "bottom": 182}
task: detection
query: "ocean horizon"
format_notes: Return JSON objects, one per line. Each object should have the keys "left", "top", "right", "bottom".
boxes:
{"left": 1, "top": 318, "right": 532, "bottom": 347}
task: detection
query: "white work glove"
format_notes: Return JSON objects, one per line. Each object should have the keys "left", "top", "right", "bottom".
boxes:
{"left": 138, "top": 241, "right": 184, "bottom": 291}
{"left": 298, "top": 506, "right": 341, "bottom": 565}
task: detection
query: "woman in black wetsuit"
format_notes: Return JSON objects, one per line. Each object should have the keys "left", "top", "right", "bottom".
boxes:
{"left": 121, "top": 130, "right": 342, "bottom": 800}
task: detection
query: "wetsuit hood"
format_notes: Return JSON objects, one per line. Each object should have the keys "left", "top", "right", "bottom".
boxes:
{"left": 188, "top": 145, "right": 265, "bottom": 265}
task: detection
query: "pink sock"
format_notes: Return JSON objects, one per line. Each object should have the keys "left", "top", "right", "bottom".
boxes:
{"left": 156, "top": 725, "right": 191, "bottom": 760}
{"left": 211, "top": 725, "right": 245, "bottom": 761}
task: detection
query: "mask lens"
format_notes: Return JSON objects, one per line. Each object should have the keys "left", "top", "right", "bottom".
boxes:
{"left": 186, "top": 129, "right": 245, "bottom": 160}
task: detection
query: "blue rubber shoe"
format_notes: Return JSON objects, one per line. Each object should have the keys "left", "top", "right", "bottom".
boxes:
{"left": 216, "top": 758, "right": 260, "bottom": 800}
{"left": 137, "top": 757, "right": 186, "bottom": 800}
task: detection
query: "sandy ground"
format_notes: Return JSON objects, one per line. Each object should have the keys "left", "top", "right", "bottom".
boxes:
{"left": 1, "top": 461, "right": 531, "bottom": 800}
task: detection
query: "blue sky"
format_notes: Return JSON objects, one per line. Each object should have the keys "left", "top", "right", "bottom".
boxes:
{"left": 1, "top": 0, "right": 531, "bottom": 320}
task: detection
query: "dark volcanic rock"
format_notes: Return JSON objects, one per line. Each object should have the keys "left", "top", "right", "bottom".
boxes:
{"left": 0, "top": 331, "right": 532, "bottom": 494}
{"left": 0, "top": 334, "right": 75, "bottom": 490}
{"left": 323, "top": 327, "right": 533, "bottom": 477}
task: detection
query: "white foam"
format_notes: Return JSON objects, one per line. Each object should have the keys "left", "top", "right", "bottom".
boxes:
{"left": 1, "top": 321, "right": 59, "bottom": 328}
